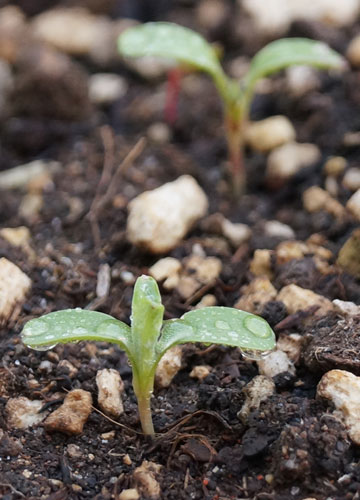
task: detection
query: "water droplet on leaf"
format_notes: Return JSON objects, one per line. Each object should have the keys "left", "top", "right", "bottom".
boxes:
{"left": 28, "top": 343, "right": 57, "bottom": 352}
{"left": 215, "top": 320, "right": 230, "bottom": 330}
{"left": 244, "top": 316, "right": 271, "bottom": 338}
{"left": 22, "top": 320, "right": 47, "bottom": 337}
{"left": 73, "top": 327, "right": 88, "bottom": 335}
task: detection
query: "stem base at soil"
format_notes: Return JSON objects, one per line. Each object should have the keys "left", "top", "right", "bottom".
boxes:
{"left": 137, "top": 395, "right": 155, "bottom": 437}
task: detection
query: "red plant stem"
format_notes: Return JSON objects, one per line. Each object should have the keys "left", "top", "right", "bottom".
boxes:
{"left": 165, "top": 68, "right": 183, "bottom": 125}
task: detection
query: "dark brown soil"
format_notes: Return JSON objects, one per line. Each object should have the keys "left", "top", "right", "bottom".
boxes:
{"left": 1, "top": 1, "right": 360, "bottom": 499}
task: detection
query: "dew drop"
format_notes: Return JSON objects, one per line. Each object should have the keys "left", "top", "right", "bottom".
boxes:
{"left": 244, "top": 316, "right": 271, "bottom": 338}
{"left": 98, "top": 321, "right": 122, "bottom": 338}
{"left": 215, "top": 320, "right": 230, "bottom": 330}
{"left": 73, "top": 327, "right": 88, "bottom": 335}
{"left": 28, "top": 343, "right": 57, "bottom": 352}
{"left": 22, "top": 320, "right": 48, "bottom": 338}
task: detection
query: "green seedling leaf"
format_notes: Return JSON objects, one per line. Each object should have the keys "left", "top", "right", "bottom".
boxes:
{"left": 118, "top": 22, "right": 225, "bottom": 81}
{"left": 157, "top": 307, "right": 275, "bottom": 358}
{"left": 22, "top": 309, "right": 131, "bottom": 353}
{"left": 21, "top": 276, "right": 276, "bottom": 436}
{"left": 244, "top": 38, "right": 345, "bottom": 93}
{"left": 131, "top": 275, "right": 164, "bottom": 367}
{"left": 117, "top": 23, "right": 345, "bottom": 195}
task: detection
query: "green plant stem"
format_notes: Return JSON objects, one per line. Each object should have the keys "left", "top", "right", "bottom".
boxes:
{"left": 132, "top": 365, "right": 156, "bottom": 437}
{"left": 137, "top": 394, "right": 155, "bottom": 436}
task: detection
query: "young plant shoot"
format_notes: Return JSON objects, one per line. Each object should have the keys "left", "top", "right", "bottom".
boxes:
{"left": 117, "top": 23, "right": 345, "bottom": 194}
{"left": 21, "top": 275, "right": 276, "bottom": 437}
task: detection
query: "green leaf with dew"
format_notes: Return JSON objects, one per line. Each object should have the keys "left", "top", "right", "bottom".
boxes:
{"left": 21, "top": 276, "right": 276, "bottom": 436}
{"left": 118, "top": 22, "right": 224, "bottom": 79}
{"left": 244, "top": 38, "right": 345, "bottom": 93}
{"left": 21, "top": 309, "right": 131, "bottom": 353}
{"left": 156, "top": 306, "right": 276, "bottom": 358}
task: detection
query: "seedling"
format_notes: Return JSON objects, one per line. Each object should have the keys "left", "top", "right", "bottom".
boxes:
{"left": 21, "top": 275, "right": 275, "bottom": 436}
{"left": 118, "top": 22, "right": 344, "bottom": 194}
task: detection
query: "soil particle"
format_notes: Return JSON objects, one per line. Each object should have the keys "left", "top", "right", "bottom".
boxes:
{"left": 304, "top": 314, "right": 360, "bottom": 374}
{"left": 261, "top": 300, "right": 288, "bottom": 327}
{"left": 273, "top": 414, "right": 351, "bottom": 483}
{"left": 274, "top": 257, "right": 321, "bottom": 290}
{"left": 44, "top": 389, "right": 93, "bottom": 435}
{"left": 13, "top": 45, "right": 91, "bottom": 121}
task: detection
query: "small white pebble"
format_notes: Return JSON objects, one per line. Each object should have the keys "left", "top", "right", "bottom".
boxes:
{"left": 317, "top": 369, "right": 360, "bottom": 445}
{"left": 118, "top": 488, "right": 140, "bottom": 500}
{"left": 346, "top": 189, "right": 360, "bottom": 220}
{"left": 264, "top": 220, "right": 295, "bottom": 240}
{"left": 149, "top": 257, "right": 181, "bottom": 290}
{"left": 257, "top": 350, "right": 295, "bottom": 378}
{"left": 127, "top": 176, "right": 208, "bottom": 254}
{"left": 38, "top": 360, "right": 53, "bottom": 373}
{"left": 267, "top": 142, "right": 320, "bottom": 183}
{"left": 89, "top": 73, "right": 127, "bottom": 105}
{"left": 147, "top": 122, "right": 171, "bottom": 144}
{"left": 96, "top": 263, "right": 111, "bottom": 298}
{"left": 0, "top": 257, "right": 32, "bottom": 323}
{"left": 276, "top": 334, "right": 304, "bottom": 364}
{"left": 343, "top": 168, "right": 360, "bottom": 191}
{"left": 155, "top": 346, "right": 182, "bottom": 388}
{"left": 96, "top": 369, "right": 124, "bottom": 418}
{"left": 120, "top": 270, "right": 135, "bottom": 285}
{"left": 221, "top": 218, "right": 251, "bottom": 247}
{"left": 194, "top": 294, "right": 217, "bottom": 309}
{"left": 332, "top": 299, "right": 360, "bottom": 316}
{"left": 245, "top": 116, "right": 296, "bottom": 153}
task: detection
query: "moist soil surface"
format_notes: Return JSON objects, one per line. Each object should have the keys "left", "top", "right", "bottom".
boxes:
{"left": 1, "top": 1, "right": 360, "bottom": 499}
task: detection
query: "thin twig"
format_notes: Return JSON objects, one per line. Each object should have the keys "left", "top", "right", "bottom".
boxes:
{"left": 94, "top": 126, "right": 116, "bottom": 205}
{"left": 91, "top": 405, "right": 143, "bottom": 435}
{"left": 88, "top": 125, "right": 116, "bottom": 247}
{"left": 184, "top": 281, "right": 216, "bottom": 308}
{"left": 97, "top": 136, "right": 146, "bottom": 213}
{"left": 0, "top": 483, "right": 26, "bottom": 498}
{"left": 87, "top": 135, "right": 146, "bottom": 248}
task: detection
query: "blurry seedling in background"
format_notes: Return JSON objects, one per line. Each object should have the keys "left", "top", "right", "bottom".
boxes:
{"left": 22, "top": 275, "right": 276, "bottom": 437}
{"left": 118, "top": 22, "right": 345, "bottom": 195}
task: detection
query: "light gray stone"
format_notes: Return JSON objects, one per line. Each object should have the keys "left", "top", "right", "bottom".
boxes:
{"left": 127, "top": 176, "right": 208, "bottom": 254}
